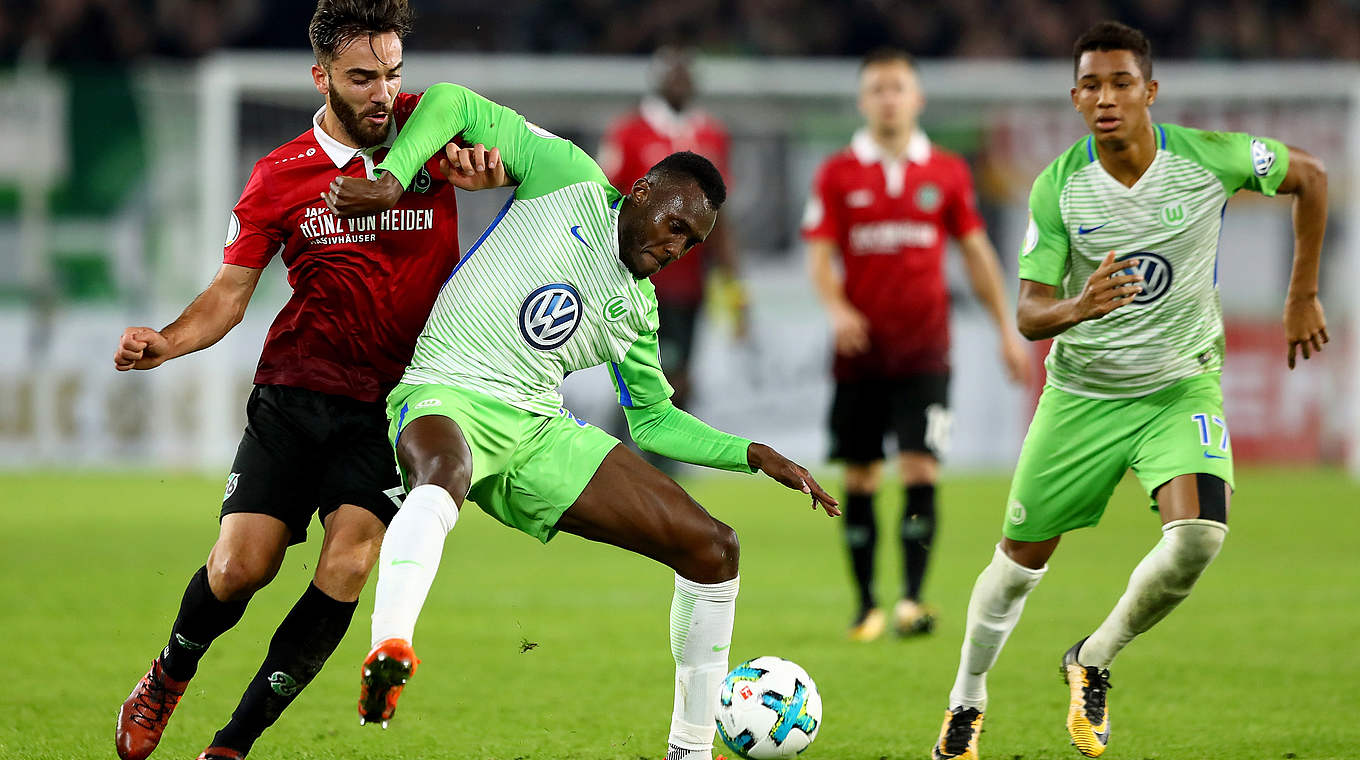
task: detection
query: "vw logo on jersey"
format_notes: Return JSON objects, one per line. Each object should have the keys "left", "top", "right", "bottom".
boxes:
{"left": 1116, "top": 251, "right": 1173, "bottom": 304}
{"left": 519, "top": 283, "right": 583, "bottom": 350}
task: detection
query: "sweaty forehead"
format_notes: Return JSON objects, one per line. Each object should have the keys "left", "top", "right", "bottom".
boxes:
{"left": 1077, "top": 49, "right": 1143, "bottom": 80}
{"left": 332, "top": 32, "right": 403, "bottom": 71}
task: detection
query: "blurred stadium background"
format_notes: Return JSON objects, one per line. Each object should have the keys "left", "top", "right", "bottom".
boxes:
{"left": 0, "top": 0, "right": 1357, "bottom": 473}
{"left": 3, "top": 3, "right": 1360, "bottom": 760}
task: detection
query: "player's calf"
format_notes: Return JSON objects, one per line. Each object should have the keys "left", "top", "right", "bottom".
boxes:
{"left": 1078, "top": 503, "right": 1227, "bottom": 668}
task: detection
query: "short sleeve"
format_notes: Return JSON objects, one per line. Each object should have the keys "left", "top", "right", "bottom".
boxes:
{"left": 1016, "top": 169, "right": 1068, "bottom": 286}
{"left": 223, "top": 161, "right": 285, "bottom": 269}
{"left": 800, "top": 159, "right": 841, "bottom": 242}
{"left": 377, "top": 83, "right": 617, "bottom": 203}
{"left": 1165, "top": 125, "right": 1290, "bottom": 197}
{"left": 942, "top": 157, "right": 986, "bottom": 239}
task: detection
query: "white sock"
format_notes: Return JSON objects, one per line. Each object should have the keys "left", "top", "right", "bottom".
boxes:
{"left": 1079, "top": 519, "right": 1227, "bottom": 668}
{"left": 668, "top": 574, "right": 739, "bottom": 755}
{"left": 370, "top": 484, "right": 459, "bottom": 648}
{"left": 948, "top": 544, "right": 1047, "bottom": 710}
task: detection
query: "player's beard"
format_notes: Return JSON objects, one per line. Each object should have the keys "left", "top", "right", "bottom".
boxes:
{"left": 329, "top": 81, "right": 392, "bottom": 149}
{"left": 616, "top": 211, "right": 652, "bottom": 279}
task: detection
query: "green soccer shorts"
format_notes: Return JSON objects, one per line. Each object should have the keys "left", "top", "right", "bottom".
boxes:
{"left": 1003, "top": 373, "right": 1234, "bottom": 542}
{"left": 387, "top": 383, "right": 621, "bottom": 543}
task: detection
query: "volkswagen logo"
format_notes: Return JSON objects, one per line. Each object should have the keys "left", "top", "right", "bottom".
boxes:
{"left": 1115, "top": 251, "right": 1173, "bottom": 304}
{"left": 519, "top": 283, "right": 582, "bottom": 350}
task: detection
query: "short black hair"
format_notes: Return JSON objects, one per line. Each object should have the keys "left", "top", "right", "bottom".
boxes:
{"left": 1073, "top": 21, "right": 1152, "bottom": 82}
{"left": 860, "top": 47, "right": 916, "bottom": 72}
{"left": 309, "top": 0, "right": 413, "bottom": 68}
{"left": 645, "top": 151, "right": 726, "bottom": 209}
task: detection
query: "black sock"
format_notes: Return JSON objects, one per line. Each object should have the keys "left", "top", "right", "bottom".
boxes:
{"left": 161, "top": 566, "right": 250, "bottom": 682}
{"left": 843, "top": 492, "right": 877, "bottom": 616}
{"left": 211, "top": 583, "right": 357, "bottom": 755}
{"left": 902, "top": 484, "right": 937, "bottom": 602}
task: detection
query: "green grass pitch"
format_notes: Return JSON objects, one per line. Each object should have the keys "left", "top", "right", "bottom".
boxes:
{"left": 3, "top": 468, "right": 1357, "bottom": 759}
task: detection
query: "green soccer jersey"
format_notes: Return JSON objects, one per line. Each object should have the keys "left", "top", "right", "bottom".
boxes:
{"left": 378, "top": 83, "right": 670, "bottom": 417}
{"left": 1018, "top": 123, "right": 1289, "bottom": 398}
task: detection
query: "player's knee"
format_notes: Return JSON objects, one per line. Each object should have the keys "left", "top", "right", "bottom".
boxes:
{"left": 207, "top": 551, "right": 279, "bottom": 601}
{"left": 682, "top": 519, "right": 740, "bottom": 583}
{"left": 1160, "top": 519, "right": 1227, "bottom": 591}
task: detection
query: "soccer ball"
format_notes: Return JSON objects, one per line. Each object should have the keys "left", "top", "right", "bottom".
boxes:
{"left": 715, "top": 656, "right": 822, "bottom": 759}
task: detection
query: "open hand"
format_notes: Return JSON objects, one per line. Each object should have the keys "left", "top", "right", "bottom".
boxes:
{"left": 114, "top": 326, "right": 171, "bottom": 371}
{"left": 830, "top": 303, "right": 870, "bottom": 356}
{"left": 323, "top": 173, "right": 403, "bottom": 218}
{"left": 1073, "top": 251, "right": 1143, "bottom": 322}
{"left": 440, "top": 143, "right": 508, "bottom": 191}
{"left": 1000, "top": 332, "right": 1033, "bottom": 385}
{"left": 1284, "top": 294, "right": 1327, "bottom": 369}
{"left": 747, "top": 442, "right": 840, "bottom": 516}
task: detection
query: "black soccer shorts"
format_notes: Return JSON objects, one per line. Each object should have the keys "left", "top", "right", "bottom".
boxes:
{"left": 220, "top": 384, "right": 403, "bottom": 545}
{"left": 828, "top": 373, "right": 952, "bottom": 463}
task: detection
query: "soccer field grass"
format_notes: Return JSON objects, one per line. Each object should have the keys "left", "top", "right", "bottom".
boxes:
{"left": 4, "top": 468, "right": 1357, "bottom": 760}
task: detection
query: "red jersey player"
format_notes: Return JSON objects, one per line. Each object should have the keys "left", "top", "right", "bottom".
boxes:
{"left": 111, "top": 3, "right": 505, "bottom": 760}
{"left": 804, "top": 48, "right": 1031, "bottom": 642}
{"left": 599, "top": 47, "right": 746, "bottom": 417}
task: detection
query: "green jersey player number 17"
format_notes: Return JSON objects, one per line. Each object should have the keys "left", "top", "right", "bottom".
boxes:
{"left": 931, "top": 20, "right": 1328, "bottom": 760}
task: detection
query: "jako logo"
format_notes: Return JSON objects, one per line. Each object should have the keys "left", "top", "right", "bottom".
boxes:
{"left": 1115, "top": 251, "right": 1173, "bottom": 304}
{"left": 519, "top": 283, "right": 582, "bottom": 350}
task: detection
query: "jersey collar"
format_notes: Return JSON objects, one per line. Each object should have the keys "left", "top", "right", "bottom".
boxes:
{"left": 850, "top": 127, "right": 931, "bottom": 166}
{"left": 639, "top": 95, "right": 700, "bottom": 139}
{"left": 311, "top": 105, "right": 399, "bottom": 169}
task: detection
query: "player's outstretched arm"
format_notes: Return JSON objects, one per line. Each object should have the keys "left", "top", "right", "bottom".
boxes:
{"left": 113, "top": 264, "right": 262, "bottom": 371}
{"left": 1016, "top": 252, "right": 1144, "bottom": 341}
{"left": 746, "top": 442, "right": 840, "bottom": 516}
{"left": 1274, "top": 145, "right": 1329, "bottom": 369}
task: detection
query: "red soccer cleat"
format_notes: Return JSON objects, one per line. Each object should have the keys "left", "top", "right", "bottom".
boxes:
{"left": 196, "top": 747, "right": 243, "bottom": 760}
{"left": 358, "top": 638, "right": 420, "bottom": 728}
{"left": 116, "top": 658, "right": 189, "bottom": 760}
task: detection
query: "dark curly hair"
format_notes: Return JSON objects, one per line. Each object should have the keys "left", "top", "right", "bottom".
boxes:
{"left": 1074, "top": 21, "right": 1152, "bottom": 82}
{"left": 309, "top": 0, "right": 413, "bottom": 68}
{"left": 645, "top": 151, "right": 727, "bottom": 209}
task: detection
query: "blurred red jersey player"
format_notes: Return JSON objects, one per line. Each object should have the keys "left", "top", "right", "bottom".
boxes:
{"left": 110, "top": 3, "right": 506, "bottom": 760}
{"left": 803, "top": 47, "right": 1030, "bottom": 642}
{"left": 600, "top": 47, "right": 746, "bottom": 416}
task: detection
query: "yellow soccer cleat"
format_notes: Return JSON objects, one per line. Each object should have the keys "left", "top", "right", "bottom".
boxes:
{"left": 932, "top": 706, "right": 984, "bottom": 759}
{"left": 847, "top": 607, "right": 886, "bottom": 642}
{"left": 1062, "top": 639, "right": 1112, "bottom": 757}
{"left": 892, "top": 598, "right": 937, "bottom": 637}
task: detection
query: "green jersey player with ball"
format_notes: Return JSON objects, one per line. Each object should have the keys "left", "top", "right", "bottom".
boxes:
{"left": 325, "top": 82, "right": 839, "bottom": 760}
{"left": 931, "top": 21, "right": 1329, "bottom": 760}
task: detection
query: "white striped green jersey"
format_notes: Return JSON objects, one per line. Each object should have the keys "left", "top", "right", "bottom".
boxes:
{"left": 1018, "top": 123, "right": 1289, "bottom": 398}
{"left": 377, "top": 83, "right": 671, "bottom": 417}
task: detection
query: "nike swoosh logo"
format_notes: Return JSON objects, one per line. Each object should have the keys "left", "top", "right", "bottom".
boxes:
{"left": 1077, "top": 223, "right": 1109, "bottom": 234}
{"left": 569, "top": 225, "right": 591, "bottom": 249}
{"left": 1093, "top": 722, "right": 1111, "bottom": 744}
{"left": 1203, "top": 452, "right": 1227, "bottom": 460}
{"left": 390, "top": 559, "right": 424, "bottom": 567}
{"left": 712, "top": 643, "right": 731, "bottom": 652}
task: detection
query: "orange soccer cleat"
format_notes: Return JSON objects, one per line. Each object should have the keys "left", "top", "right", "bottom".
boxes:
{"left": 116, "top": 658, "right": 189, "bottom": 760}
{"left": 358, "top": 638, "right": 420, "bottom": 728}
{"left": 195, "top": 747, "right": 243, "bottom": 760}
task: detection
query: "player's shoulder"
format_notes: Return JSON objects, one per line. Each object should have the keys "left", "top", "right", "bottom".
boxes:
{"left": 923, "top": 143, "right": 975, "bottom": 179}
{"left": 814, "top": 145, "right": 860, "bottom": 177}
{"left": 605, "top": 109, "right": 650, "bottom": 137}
{"left": 1158, "top": 122, "right": 1249, "bottom": 162}
{"left": 1034, "top": 135, "right": 1096, "bottom": 192}
{"left": 252, "top": 129, "right": 330, "bottom": 181}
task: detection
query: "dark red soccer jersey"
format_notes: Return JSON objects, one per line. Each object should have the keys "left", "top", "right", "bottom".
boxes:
{"left": 600, "top": 97, "right": 731, "bottom": 306}
{"left": 224, "top": 91, "right": 459, "bottom": 402}
{"left": 802, "top": 129, "right": 985, "bottom": 380}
